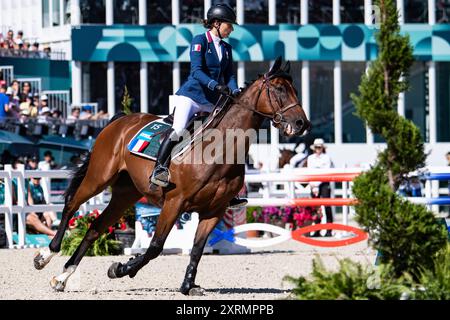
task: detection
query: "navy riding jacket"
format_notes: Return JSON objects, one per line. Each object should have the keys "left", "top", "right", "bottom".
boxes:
{"left": 176, "top": 31, "right": 239, "bottom": 106}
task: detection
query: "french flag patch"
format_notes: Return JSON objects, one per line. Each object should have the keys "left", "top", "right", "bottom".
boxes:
{"left": 131, "top": 139, "right": 150, "bottom": 152}
{"left": 192, "top": 44, "right": 201, "bottom": 52}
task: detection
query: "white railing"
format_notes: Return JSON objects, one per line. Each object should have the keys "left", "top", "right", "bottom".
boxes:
{"left": 1, "top": 166, "right": 449, "bottom": 250}
{"left": 0, "top": 66, "right": 14, "bottom": 86}
{"left": 42, "top": 90, "right": 71, "bottom": 118}
{"left": 0, "top": 164, "right": 109, "bottom": 248}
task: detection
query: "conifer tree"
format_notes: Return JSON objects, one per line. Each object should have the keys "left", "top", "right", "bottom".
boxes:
{"left": 350, "top": 0, "right": 447, "bottom": 277}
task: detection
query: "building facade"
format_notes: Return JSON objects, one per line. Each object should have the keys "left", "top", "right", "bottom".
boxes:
{"left": 1, "top": 0, "right": 450, "bottom": 168}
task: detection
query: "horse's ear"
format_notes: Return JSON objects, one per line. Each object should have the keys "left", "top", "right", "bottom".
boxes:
{"left": 267, "top": 56, "right": 282, "bottom": 77}
{"left": 283, "top": 61, "right": 291, "bottom": 73}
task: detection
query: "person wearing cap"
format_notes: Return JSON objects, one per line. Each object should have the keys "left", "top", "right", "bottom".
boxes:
{"left": 80, "top": 104, "right": 94, "bottom": 120}
{"left": 37, "top": 105, "right": 51, "bottom": 124}
{"left": 306, "top": 138, "right": 334, "bottom": 237}
{"left": 148, "top": 3, "right": 246, "bottom": 208}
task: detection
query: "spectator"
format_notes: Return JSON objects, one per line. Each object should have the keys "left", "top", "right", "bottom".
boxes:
{"left": 0, "top": 83, "right": 9, "bottom": 120}
{"left": 80, "top": 105, "right": 94, "bottom": 120}
{"left": 26, "top": 176, "right": 56, "bottom": 239}
{"left": 39, "top": 94, "right": 49, "bottom": 112}
{"left": 25, "top": 156, "right": 39, "bottom": 170}
{"left": 18, "top": 108, "right": 30, "bottom": 124}
{"left": 37, "top": 106, "right": 52, "bottom": 123}
{"left": 19, "top": 93, "right": 33, "bottom": 114}
{"left": 38, "top": 150, "right": 57, "bottom": 170}
{"left": 30, "top": 93, "right": 40, "bottom": 117}
{"left": 6, "top": 88, "right": 20, "bottom": 119}
{"left": 51, "top": 109, "right": 62, "bottom": 119}
{"left": 66, "top": 106, "right": 80, "bottom": 124}
{"left": 306, "top": 138, "right": 334, "bottom": 237}
{"left": 10, "top": 80, "right": 20, "bottom": 97}
{"left": 19, "top": 82, "right": 32, "bottom": 102}
{"left": 5, "top": 30, "right": 14, "bottom": 49}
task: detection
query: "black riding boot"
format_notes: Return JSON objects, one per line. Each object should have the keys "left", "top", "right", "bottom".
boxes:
{"left": 150, "top": 129, "right": 179, "bottom": 187}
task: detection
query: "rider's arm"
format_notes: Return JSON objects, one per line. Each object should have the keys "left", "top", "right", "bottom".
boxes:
{"left": 190, "top": 35, "right": 219, "bottom": 91}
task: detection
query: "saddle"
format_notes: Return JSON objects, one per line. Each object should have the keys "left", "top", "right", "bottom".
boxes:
{"left": 128, "top": 95, "right": 231, "bottom": 161}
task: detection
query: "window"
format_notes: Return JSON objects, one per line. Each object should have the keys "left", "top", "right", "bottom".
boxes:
{"left": 147, "top": 0, "right": 171, "bottom": 24}
{"left": 342, "top": 62, "right": 366, "bottom": 142}
{"left": 309, "top": 0, "right": 332, "bottom": 23}
{"left": 404, "top": 0, "right": 428, "bottom": 23}
{"left": 180, "top": 0, "right": 204, "bottom": 23}
{"left": 245, "top": 0, "right": 268, "bottom": 24}
{"left": 81, "top": 62, "right": 108, "bottom": 113}
{"left": 310, "top": 62, "right": 334, "bottom": 142}
{"left": 340, "top": 0, "right": 364, "bottom": 23}
{"left": 114, "top": 0, "right": 139, "bottom": 24}
{"left": 437, "top": 62, "right": 450, "bottom": 141}
{"left": 436, "top": 0, "right": 450, "bottom": 23}
{"left": 52, "top": 0, "right": 61, "bottom": 26}
{"left": 405, "top": 61, "right": 428, "bottom": 141}
{"left": 277, "top": 0, "right": 301, "bottom": 24}
{"left": 148, "top": 62, "right": 173, "bottom": 115}
{"left": 64, "top": 0, "right": 71, "bottom": 24}
{"left": 80, "top": 0, "right": 106, "bottom": 24}
{"left": 43, "top": 0, "right": 50, "bottom": 28}
{"left": 115, "top": 63, "right": 141, "bottom": 113}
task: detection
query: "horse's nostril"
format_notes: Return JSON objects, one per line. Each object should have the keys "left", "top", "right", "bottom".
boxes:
{"left": 296, "top": 119, "right": 304, "bottom": 128}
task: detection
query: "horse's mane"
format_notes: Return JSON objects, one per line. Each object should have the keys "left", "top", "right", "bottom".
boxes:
{"left": 236, "top": 68, "right": 293, "bottom": 99}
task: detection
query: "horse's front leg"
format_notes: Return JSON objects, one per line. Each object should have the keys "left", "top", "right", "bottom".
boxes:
{"left": 180, "top": 213, "right": 223, "bottom": 296}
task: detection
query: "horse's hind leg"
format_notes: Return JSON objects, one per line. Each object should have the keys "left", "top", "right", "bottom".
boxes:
{"left": 180, "top": 214, "right": 223, "bottom": 296}
{"left": 107, "top": 197, "right": 184, "bottom": 279}
{"left": 50, "top": 172, "right": 141, "bottom": 291}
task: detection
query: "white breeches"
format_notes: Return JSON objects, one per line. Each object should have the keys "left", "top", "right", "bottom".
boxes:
{"left": 171, "top": 95, "right": 214, "bottom": 136}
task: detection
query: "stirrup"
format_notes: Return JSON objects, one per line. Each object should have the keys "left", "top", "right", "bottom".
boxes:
{"left": 150, "top": 166, "right": 170, "bottom": 187}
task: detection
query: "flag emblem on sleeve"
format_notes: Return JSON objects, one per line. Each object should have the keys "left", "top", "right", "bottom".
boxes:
{"left": 192, "top": 44, "right": 202, "bottom": 52}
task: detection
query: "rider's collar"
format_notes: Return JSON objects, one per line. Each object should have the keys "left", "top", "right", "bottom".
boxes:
{"left": 206, "top": 31, "right": 221, "bottom": 44}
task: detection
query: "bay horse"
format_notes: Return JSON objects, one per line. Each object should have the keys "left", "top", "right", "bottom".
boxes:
{"left": 33, "top": 57, "right": 311, "bottom": 295}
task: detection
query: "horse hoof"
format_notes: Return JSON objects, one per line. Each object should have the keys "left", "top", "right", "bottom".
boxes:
{"left": 107, "top": 262, "right": 122, "bottom": 279}
{"left": 188, "top": 287, "right": 205, "bottom": 296}
{"left": 33, "top": 248, "right": 56, "bottom": 270}
{"left": 50, "top": 277, "right": 65, "bottom": 292}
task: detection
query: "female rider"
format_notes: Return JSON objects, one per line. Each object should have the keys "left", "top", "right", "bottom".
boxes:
{"left": 150, "top": 3, "right": 247, "bottom": 208}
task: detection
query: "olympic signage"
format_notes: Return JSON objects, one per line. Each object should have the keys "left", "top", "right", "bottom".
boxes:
{"left": 72, "top": 24, "right": 450, "bottom": 62}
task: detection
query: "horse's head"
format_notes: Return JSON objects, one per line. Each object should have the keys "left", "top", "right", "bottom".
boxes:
{"left": 243, "top": 56, "right": 311, "bottom": 136}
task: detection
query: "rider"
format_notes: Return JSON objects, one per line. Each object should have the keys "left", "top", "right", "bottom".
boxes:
{"left": 150, "top": 3, "right": 247, "bottom": 208}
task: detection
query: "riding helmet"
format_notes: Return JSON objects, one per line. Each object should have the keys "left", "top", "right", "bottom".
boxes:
{"left": 207, "top": 4, "right": 238, "bottom": 24}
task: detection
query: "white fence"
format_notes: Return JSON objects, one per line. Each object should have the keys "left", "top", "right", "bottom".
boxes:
{"left": 1, "top": 166, "right": 449, "bottom": 250}
{"left": 0, "top": 165, "right": 108, "bottom": 248}
{"left": 42, "top": 90, "right": 71, "bottom": 118}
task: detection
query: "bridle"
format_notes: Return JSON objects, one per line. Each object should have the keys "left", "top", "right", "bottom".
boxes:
{"left": 232, "top": 73, "right": 303, "bottom": 126}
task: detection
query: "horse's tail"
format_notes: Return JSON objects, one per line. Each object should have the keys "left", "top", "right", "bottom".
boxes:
{"left": 63, "top": 112, "right": 128, "bottom": 203}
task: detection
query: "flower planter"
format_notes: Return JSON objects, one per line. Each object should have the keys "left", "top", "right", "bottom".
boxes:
{"left": 114, "top": 229, "right": 135, "bottom": 254}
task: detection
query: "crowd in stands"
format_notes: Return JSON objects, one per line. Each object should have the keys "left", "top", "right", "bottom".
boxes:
{"left": 0, "top": 78, "right": 110, "bottom": 121}
{"left": 0, "top": 29, "right": 54, "bottom": 59}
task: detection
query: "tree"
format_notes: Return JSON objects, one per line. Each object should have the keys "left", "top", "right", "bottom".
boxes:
{"left": 350, "top": 0, "right": 447, "bottom": 278}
